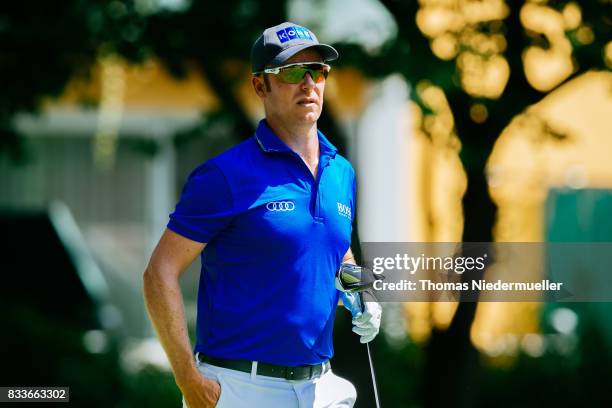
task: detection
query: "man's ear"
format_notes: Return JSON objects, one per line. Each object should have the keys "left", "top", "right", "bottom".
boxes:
{"left": 252, "top": 76, "right": 267, "bottom": 97}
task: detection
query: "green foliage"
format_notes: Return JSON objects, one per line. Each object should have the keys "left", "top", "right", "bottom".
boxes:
{"left": 474, "top": 314, "right": 612, "bottom": 407}
{"left": 1, "top": 303, "right": 181, "bottom": 406}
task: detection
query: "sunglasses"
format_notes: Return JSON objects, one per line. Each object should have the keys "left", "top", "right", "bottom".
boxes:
{"left": 254, "top": 62, "right": 331, "bottom": 84}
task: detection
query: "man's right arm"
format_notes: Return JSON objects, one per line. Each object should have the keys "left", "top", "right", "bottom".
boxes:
{"left": 143, "top": 228, "right": 220, "bottom": 408}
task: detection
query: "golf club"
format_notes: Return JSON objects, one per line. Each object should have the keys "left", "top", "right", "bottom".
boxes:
{"left": 337, "top": 263, "right": 383, "bottom": 408}
{"left": 336, "top": 263, "right": 385, "bottom": 293}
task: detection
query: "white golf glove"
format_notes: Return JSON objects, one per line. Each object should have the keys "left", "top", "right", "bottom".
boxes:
{"left": 339, "top": 291, "right": 382, "bottom": 343}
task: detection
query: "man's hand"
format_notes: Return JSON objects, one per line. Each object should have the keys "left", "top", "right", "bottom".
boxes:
{"left": 339, "top": 291, "right": 382, "bottom": 343}
{"left": 178, "top": 370, "right": 221, "bottom": 408}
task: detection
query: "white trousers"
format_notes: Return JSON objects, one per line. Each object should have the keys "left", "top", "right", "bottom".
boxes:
{"left": 182, "top": 360, "right": 356, "bottom": 408}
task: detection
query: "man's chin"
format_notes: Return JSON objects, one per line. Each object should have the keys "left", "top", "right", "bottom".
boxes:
{"left": 296, "top": 111, "right": 321, "bottom": 124}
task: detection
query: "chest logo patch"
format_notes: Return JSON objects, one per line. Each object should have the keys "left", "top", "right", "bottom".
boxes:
{"left": 266, "top": 201, "right": 296, "bottom": 212}
{"left": 337, "top": 202, "right": 352, "bottom": 219}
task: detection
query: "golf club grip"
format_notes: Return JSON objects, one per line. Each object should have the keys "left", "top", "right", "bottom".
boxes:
{"left": 359, "top": 291, "right": 365, "bottom": 313}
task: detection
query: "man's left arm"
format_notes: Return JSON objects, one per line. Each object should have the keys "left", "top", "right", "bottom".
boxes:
{"left": 342, "top": 248, "right": 356, "bottom": 265}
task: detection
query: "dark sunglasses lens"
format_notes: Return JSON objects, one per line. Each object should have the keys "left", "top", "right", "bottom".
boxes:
{"left": 279, "top": 65, "right": 328, "bottom": 83}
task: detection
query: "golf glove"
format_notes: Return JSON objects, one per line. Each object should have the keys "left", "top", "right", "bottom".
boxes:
{"left": 340, "top": 291, "right": 382, "bottom": 344}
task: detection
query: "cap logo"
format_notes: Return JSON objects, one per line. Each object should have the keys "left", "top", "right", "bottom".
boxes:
{"left": 276, "top": 25, "right": 313, "bottom": 43}
{"left": 294, "top": 26, "right": 311, "bottom": 39}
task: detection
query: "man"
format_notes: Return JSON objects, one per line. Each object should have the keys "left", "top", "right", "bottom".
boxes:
{"left": 143, "top": 22, "right": 382, "bottom": 408}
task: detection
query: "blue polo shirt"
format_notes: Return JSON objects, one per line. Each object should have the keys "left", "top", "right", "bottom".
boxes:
{"left": 168, "top": 119, "right": 356, "bottom": 366}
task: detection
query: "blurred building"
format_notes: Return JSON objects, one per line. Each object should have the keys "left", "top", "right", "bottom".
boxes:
{"left": 0, "top": 58, "right": 219, "bottom": 339}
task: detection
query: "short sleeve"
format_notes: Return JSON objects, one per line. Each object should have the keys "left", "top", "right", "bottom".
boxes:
{"left": 351, "top": 167, "right": 357, "bottom": 223}
{"left": 167, "top": 161, "right": 235, "bottom": 243}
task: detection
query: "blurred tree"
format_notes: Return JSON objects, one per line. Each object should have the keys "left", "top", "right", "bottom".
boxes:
{"left": 0, "top": 0, "right": 153, "bottom": 161}
{"left": 364, "top": 1, "right": 611, "bottom": 407}
{"left": 0, "top": 0, "right": 349, "bottom": 157}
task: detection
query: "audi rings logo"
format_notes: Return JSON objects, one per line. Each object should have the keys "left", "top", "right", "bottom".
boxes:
{"left": 266, "top": 201, "right": 295, "bottom": 212}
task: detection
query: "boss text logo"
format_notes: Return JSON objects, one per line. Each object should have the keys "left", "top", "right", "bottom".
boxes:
{"left": 337, "top": 202, "right": 351, "bottom": 219}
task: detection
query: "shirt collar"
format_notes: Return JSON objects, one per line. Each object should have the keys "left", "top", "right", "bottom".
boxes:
{"left": 254, "top": 119, "right": 338, "bottom": 159}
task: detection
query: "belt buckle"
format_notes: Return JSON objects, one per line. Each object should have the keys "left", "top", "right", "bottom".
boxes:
{"left": 287, "top": 368, "right": 296, "bottom": 380}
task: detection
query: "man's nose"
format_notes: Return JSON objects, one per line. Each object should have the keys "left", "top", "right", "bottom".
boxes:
{"left": 301, "top": 72, "right": 316, "bottom": 90}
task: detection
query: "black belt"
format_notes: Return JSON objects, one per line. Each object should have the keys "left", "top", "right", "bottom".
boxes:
{"left": 197, "top": 353, "right": 330, "bottom": 380}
